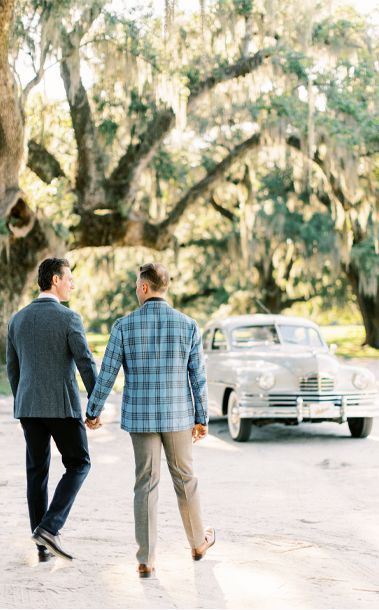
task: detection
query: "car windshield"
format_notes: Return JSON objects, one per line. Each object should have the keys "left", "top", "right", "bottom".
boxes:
{"left": 231, "top": 325, "right": 280, "bottom": 347}
{"left": 231, "top": 324, "right": 325, "bottom": 348}
{"left": 278, "top": 324, "right": 324, "bottom": 347}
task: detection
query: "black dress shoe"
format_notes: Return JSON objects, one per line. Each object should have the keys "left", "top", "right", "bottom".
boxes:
{"left": 32, "top": 527, "right": 73, "bottom": 561}
{"left": 38, "top": 547, "right": 54, "bottom": 562}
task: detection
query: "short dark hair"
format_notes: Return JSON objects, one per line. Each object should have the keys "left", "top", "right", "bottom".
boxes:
{"left": 139, "top": 263, "right": 170, "bottom": 293}
{"left": 38, "top": 258, "right": 70, "bottom": 291}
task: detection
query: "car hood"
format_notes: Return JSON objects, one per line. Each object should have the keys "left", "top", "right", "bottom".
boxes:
{"left": 228, "top": 344, "right": 339, "bottom": 377}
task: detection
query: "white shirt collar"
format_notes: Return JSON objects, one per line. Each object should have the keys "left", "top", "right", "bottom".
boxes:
{"left": 38, "top": 292, "right": 60, "bottom": 303}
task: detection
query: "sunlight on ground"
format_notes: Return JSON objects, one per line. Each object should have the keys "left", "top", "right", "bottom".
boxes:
{"left": 198, "top": 433, "right": 242, "bottom": 453}
{"left": 88, "top": 427, "right": 116, "bottom": 444}
{"left": 214, "top": 562, "right": 289, "bottom": 608}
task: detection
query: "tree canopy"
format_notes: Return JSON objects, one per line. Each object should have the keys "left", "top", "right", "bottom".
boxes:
{"left": 0, "top": 0, "right": 378, "bottom": 357}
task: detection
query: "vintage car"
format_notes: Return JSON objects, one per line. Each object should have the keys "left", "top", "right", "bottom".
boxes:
{"left": 202, "top": 314, "right": 379, "bottom": 441}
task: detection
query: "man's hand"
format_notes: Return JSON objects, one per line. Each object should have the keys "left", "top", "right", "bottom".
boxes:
{"left": 85, "top": 416, "right": 102, "bottom": 430}
{"left": 192, "top": 423, "right": 208, "bottom": 443}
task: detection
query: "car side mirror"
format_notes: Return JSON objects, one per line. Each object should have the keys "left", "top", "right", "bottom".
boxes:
{"left": 329, "top": 343, "right": 337, "bottom": 355}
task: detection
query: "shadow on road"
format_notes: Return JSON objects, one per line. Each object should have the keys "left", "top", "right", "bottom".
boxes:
{"left": 208, "top": 418, "right": 362, "bottom": 445}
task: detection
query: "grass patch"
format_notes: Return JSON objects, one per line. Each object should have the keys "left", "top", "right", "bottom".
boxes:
{"left": 87, "top": 332, "right": 110, "bottom": 358}
{"left": 0, "top": 366, "right": 11, "bottom": 396}
{"left": 320, "top": 325, "right": 379, "bottom": 359}
{"left": 83, "top": 333, "right": 124, "bottom": 393}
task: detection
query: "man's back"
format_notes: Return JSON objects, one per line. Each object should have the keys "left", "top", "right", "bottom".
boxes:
{"left": 7, "top": 298, "right": 97, "bottom": 418}
{"left": 87, "top": 299, "right": 208, "bottom": 432}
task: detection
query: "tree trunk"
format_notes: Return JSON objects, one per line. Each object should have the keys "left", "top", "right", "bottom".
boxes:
{"left": 0, "top": 0, "right": 25, "bottom": 362}
{"left": 0, "top": 0, "right": 24, "bottom": 219}
{"left": 0, "top": 219, "right": 65, "bottom": 362}
{"left": 347, "top": 265, "right": 379, "bottom": 348}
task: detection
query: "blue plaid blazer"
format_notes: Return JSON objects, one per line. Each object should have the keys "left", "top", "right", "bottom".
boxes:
{"left": 86, "top": 299, "right": 208, "bottom": 432}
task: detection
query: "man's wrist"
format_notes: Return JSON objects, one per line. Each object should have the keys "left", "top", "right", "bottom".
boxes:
{"left": 85, "top": 413, "right": 97, "bottom": 420}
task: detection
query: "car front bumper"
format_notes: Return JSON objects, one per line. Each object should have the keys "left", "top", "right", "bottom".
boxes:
{"left": 239, "top": 391, "right": 379, "bottom": 421}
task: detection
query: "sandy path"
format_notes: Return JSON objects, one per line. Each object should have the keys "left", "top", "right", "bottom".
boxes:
{"left": 1, "top": 391, "right": 379, "bottom": 609}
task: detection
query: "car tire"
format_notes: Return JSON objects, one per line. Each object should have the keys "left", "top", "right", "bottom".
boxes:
{"left": 227, "top": 391, "right": 251, "bottom": 442}
{"left": 347, "top": 417, "right": 373, "bottom": 438}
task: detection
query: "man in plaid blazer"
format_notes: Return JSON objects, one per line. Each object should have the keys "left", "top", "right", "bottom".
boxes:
{"left": 85, "top": 263, "right": 215, "bottom": 577}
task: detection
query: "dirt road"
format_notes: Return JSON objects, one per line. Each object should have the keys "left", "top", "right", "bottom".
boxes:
{"left": 0, "top": 393, "right": 379, "bottom": 609}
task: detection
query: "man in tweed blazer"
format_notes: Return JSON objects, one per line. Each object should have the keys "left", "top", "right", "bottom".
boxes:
{"left": 7, "top": 258, "right": 97, "bottom": 562}
{"left": 86, "top": 263, "right": 215, "bottom": 577}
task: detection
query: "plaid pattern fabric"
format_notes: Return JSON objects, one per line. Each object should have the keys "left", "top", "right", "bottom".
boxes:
{"left": 87, "top": 300, "right": 208, "bottom": 432}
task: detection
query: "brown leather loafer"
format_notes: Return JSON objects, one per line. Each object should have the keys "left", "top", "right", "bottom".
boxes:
{"left": 138, "top": 563, "right": 155, "bottom": 578}
{"left": 192, "top": 527, "right": 216, "bottom": 561}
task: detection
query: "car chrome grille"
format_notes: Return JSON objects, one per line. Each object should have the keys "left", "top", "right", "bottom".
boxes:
{"left": 268, "top": 393, "right": 375, "bottom": 408}
{"left": 299, "top": 374, "right": 335, "bottom": 392}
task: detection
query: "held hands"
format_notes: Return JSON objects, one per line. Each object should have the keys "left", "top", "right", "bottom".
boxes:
{"left": 85, "top": 416, "right": 102, "bottom": 430}
{"left": 192, "top": 423, "right": 208, "bottom": 443}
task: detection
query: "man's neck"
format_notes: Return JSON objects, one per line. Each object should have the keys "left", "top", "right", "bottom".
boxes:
{"left": 143, "top": 295, "right": 166, "bottom": 304}
{"left": 38, "top": 291, "right": 60, "bottom": 302}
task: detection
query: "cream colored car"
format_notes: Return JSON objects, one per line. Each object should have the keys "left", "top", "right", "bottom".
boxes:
{"left": 202, "top": 315, "right": 379, "bottom": 442}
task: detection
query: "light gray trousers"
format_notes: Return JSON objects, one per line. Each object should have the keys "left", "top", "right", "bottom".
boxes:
{"left": 130, "top": 429, "right": 205, "bottom": 565}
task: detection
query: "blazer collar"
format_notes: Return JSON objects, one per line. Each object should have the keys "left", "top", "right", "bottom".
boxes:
{"left": 144, "top": 297, "right": 167, "bottom": 303}
{"left": 32, "top": 297, "right": 61, "bottom": 303}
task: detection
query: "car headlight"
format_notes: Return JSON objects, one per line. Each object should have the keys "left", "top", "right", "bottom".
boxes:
{"left": 352, "top": 372, "right": 369, "bottom": 390}
{"left": 257, "top": 372, "right": 275, "bottom": 390}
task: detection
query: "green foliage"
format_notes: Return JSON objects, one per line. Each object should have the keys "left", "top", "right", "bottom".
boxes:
{"left": 312, "top": 17, "right": 364, "bottom": 47}
{"left": 153, "top": 149, "right": 189, "bottom": 184}
{"left": 128, "top": 88, "right": 150, "bottom": 117}
{"left": 281, "top": 50, "right": 309, "bottom": 82}
{"left": 0, "top": 219, "right": 9, "bottom": 235}
{"left": 10, "top": 0, "right": 379, "bottom": 344}
{"left": 53, "top": 223, "right": 70, "bottom": 239}
{"left": 351, "top": 237, "right": 379, "bottom": 288}
{"left": 0, "top": 366, "right": 11, "bottom": 396}
{"left": 201, "top": 155, "right": 218, "bottom": 173}
{"left": 98, "top": 118, "right": 119, "bottom": 145}
{"left": 185, "top": 65, "right": 201, "bottom": 89}
{"left": 233, "top": 0, "right": 253, "bottom": 16}
{"left": 300, "top": 213, "right": 336, "bottom": 256}
{"left": 321, "top": 325, "right": 379, "bottom": 359}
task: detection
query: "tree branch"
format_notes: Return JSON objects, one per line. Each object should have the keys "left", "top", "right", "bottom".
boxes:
{"left": 175, "top": 287, "right": 228, "bottom": 306}
{"left": 281, "top": 294, "right": 310, "bottom": 308}
{"left": 27, "top": 140, "right": 66, "bottom": 183}
{"left": 187, "top": 48, "right": 274, "bottom": 111}
{"left": 109, "top": 48, "right": 274, "bottom": 207}
{"left": 60, "top": 36, "right": 106, "bottom": 210}
{"left": 108, "top": 108, "right": 175, "bottom": 203}
{"left": 179, "top": 236, "right": 230, "bottom": 249}
{"left": 158, "top": 133, "right": 261, "bottom": 233}
{"left": 22, "top": 9, "right": 54, "bottom": 103}
{"left": 210, "top": 194, "right": 237, "bottom": 222}
{"left": 72, "top": 2, "right": 105, "bottom": 39}
{"left": 286, "top": 135, "right": 352, "bottom": 211}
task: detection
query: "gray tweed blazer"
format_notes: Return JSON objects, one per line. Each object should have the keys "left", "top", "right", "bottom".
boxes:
{"left": 6, "top": 298, "right": 97, "bottom": 419}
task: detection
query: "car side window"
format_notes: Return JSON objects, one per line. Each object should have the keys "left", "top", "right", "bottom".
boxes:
{"left": 202, "top": 329, "right": 212, "bottom": 351}
{"left": 212, "top": 328, "right": 228, "bottom": 351}
{"left": 307, "top": 328, "right": 324, "bottom": 347}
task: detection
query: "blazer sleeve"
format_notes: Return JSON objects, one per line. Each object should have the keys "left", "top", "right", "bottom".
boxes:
{"left": 68, "top": 312, "right": 98, "bottom": 397}
{"left": 188, "top": 322, "right": 208, "bottom": 425}
{"left": 86, "top": 320, "right": 124, "bottom": 418}
{"left": 6, "top": 322, "right": 19, "bottom": 398}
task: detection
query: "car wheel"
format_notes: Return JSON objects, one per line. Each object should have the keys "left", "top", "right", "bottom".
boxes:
{"left": 347, "top": 417, "right": 373, "bottom": 438}
{"left": 227, "top": 391, "right": 251, "bottom": 442}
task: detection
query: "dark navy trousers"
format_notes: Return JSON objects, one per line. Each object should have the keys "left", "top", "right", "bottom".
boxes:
{"left": 20, "top": 417, "right": 91, "bottom": 538}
